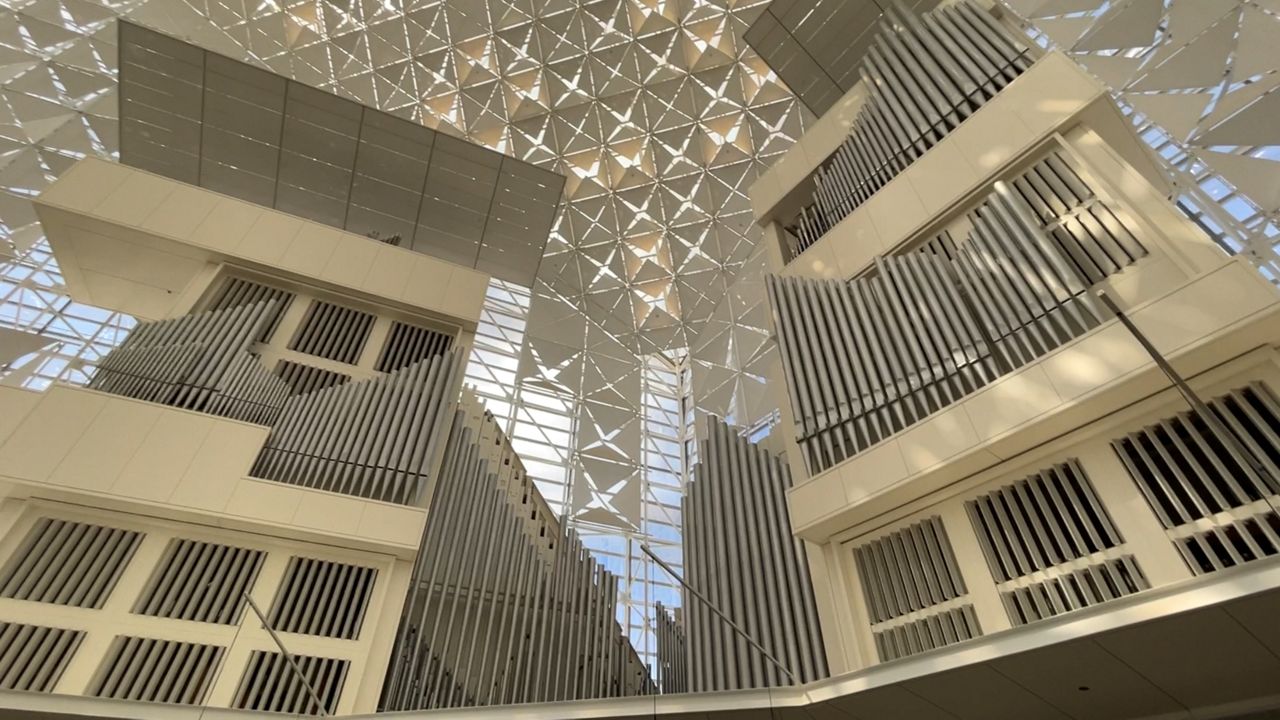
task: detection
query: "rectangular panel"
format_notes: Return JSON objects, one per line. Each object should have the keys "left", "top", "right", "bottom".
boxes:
{"left": 199, "top": 54, "right": 286, "bottom": 206}
{"left": 276, "top": 82, "right": 362, "bottom": 227}
{"left": 414, "top": 134, "right": 500, "bottom": 267}
{"left": 476, "top": 158, "right": 564, "bottom": 287}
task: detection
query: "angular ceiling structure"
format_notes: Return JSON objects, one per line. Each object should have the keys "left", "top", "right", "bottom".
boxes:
{"left": 1002, "top": 0, "right": 1280, "bottom": 263}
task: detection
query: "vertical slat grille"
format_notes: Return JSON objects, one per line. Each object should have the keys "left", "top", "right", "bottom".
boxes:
{"left": 852, "top": 516, "right": 966, "bottom": 625}
{"left": 374, "top": 320, "right": 453, "bottom": 373}
{"left": 1178, "top": 513, "right": 1280, "bottom": 574}
{"left": 1002, "top": 556, "right": 1149, "bottom": 626}
{"left": 1113, "top": 382, "right": 1280, "bottom": 575}
{"left": 133, "top": 539, "right": 266, "bottom": 624}
{"left": 252, "top": 351, "right": 463, "bottom": 505}
{"left": 268, "top": 557, "right": 377, "bottom": 639}
{"left": 288, "top": 300, "right": 375, "bottom": 365}
{"left": 233, "top": 650, "right": 348, "bottom": 715}
{"left": 207, "top": 276, "right": 294, "bottom": 341}
{"left": 91, "top": 636, "right": 224, "bottom": 705}
{"left": 873, "top": 605, "right": 981, "bottom": 662}
{"left": 789, "top": 0, "right": 1031, "bottom": 257}
{"left": 769, "top": 151, "right": 1144, "bottom": 474}
{"left": 0, "top": 623, "right": 84, "bottom": 692}
{"left": 274, "top": 359, "right": 350, "bottom": 396}
{"left": 966, "top": 459, "right": 1123, "bottom": 582}
{"left": 87, "top": 300, "right": 291, "bottom": 425}
{"left": 0, "top": 518, "right": 143, "bottom": 609}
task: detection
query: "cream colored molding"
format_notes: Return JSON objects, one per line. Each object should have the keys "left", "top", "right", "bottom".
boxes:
{"left": 33, "top": 157, "right": 489, "bottom": 329}
{"left": 0, "top": 385, "right": 426, "bottom": 556}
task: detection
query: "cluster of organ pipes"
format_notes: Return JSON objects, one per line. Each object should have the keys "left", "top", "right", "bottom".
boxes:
{"left": 384, "top": 391, "right": 653, "bottom": 709}
{"left": 790, "top": 0, "right": 1032, "bottom": 258}
{"left": 654, "top": 602, "right": 688, "bottom": 694}
{"left": 250, "top": 351, "right": 463, "bottom": 505}
{"left": 662, "top": 416, "right": 828, "bottom": 692}
{"left": 768, "top": 151, "right": 1148, "bottom": 474}
{"left": 87, "top": 299, "right": 291, "bottom": 425}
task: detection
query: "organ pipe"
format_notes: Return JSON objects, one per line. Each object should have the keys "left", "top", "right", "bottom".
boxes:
{"left": 251, "top": 351, "right": 462, "bottom": 506}
{"left": 768, "top": 152, "right": 1147, "bottom": 474}
{"left": 88, "top": 299, "right": 291, "bottom": 425}
{"left": 788, "top": 0, "right": 1032, "bottom": 259}
{"left": 669, "top": 416, "right": 828, "bottom": 692}
{"left": 383, "top": 391, "right": 654, "bottom": 710}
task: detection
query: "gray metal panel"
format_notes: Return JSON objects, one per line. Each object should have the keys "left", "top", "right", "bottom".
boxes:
{"left": 117, "top": 22, "right": 565, "bottom": 285}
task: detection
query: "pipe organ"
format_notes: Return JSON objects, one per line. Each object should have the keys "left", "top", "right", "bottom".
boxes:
{"left": 655, "top": 603, "right": 688, "bottom": 694}
{"left": 251, "top": 352, "right": 463, "bottom": 505}
{"left": 384, "top": 391, "right": 654, "bottom": 709}
{"left": 668, "top": 417, "right": 828, "bottom": 691}
{"left": 769, "top": 150, "right": 1147, "bottom": 474}
{"left": 789, "top": 0, "right": 1032, "bottom": 259}
{"left": 87, "top": 299, "right": 292, "bottom": 425}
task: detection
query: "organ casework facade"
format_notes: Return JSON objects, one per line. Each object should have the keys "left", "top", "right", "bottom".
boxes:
{"left": 747, "top": 0, "right": 1280, "bottom": 677}
{"left": 0, "top": 23, "right": 648, "bottom": 714}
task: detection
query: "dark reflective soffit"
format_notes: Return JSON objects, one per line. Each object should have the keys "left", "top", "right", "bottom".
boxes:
{"left": 744, "top": 0, "right": 941, "bottom": 116}
{"left": 116, "top": 20, "right": 566, "bottom": 288}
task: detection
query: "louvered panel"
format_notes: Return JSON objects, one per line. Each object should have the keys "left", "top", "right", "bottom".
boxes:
{"left": 233, "top": 650, "right": 348, "bottom": 715}
{"left": 207, "top": 276, "right": 294, "bottom": 341}
{"left": 0, "top": 518, "right": 143, "bottom": 608}
{"left": 1176, "top": 511, "right": 1280, "bottom": 576}
{"left": 268, "top": 557, "right": 377, "bottom": 639}
{"left": 1003, "top": 556, "right": 1149, "bottom": 626}
{"left": 966, "top": 459, "right": 1123, "bottom": 582}
{"left": 374, "top": 320, "right": 453, "bottom": 373}
{"left": 1113, "top": 383, "right": 1280, "bottom": 528}
{"left": 288, "top": 300, "right": 376, "bottom": 365}
{"left": 1114, "top": 382, "right": 1280, "bottom": 576}
{"left": 133, "top": 539, "right": 266, "bottom": 624}
{"left": 91, "top": 636, "right": 224, "bottom": 705}
{"left": 274, "top": 359, "right": 350, "bottom": 396}
{"left": 0, "top": 623, "right": 84, "bottom": 692}
{"left": 852, "top": 517, "right": 966, "bottom": 624}
{"left": 872, "top": 605, "right": 981, "bottom": 662}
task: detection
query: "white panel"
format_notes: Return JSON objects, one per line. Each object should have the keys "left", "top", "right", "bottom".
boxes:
{"left": 1073, "top": 0, "right": 1164, "bottom": 51}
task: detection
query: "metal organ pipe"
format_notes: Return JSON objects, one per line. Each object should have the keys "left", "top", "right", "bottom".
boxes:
{"left": 251, "top": 351, "right": 462, "bottom": 505}
{"left": 767, "top": 152, "right": 1148, "bottom": 475}
{"left": 660, "top": 417, "right": 829, "bottom": 693}
{"left": 383, "top": 392, "right": 653, "bottom": 711}
{"left": 787, "top": 0, "right": 1033, "bottom": 259}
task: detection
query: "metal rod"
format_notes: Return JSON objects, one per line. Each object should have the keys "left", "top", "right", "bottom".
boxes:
{"left": 241, "top": 591, "right": 328, "bottom": 717}
{"left": 639, "top": 543, "right": 799, "bottom": 686}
